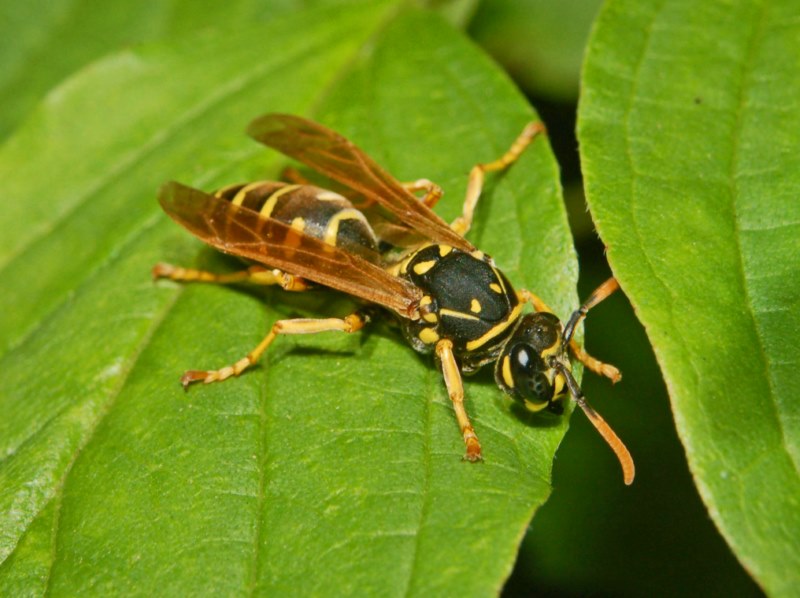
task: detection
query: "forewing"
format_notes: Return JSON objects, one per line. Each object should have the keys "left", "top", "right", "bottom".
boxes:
{"left": 246, "top": 113, "right": 474, "bottom": 252}
{"left": 158, "top": 181, "right": 422, "bottom": 318}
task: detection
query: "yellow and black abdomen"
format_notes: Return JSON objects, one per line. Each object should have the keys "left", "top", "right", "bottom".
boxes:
{"left": 398, "top": 244, "right": 522, "bottom": 369}
{"left": 215, "top": 182, "right": 380, "bottom": 262}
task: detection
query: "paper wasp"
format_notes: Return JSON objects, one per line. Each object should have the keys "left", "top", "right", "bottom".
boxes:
{"left": 154, "top": 114, "right": 635, "bottom": 485}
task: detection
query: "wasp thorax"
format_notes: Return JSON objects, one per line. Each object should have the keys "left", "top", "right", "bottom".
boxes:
{"left": 495, "top": 313, "right": 567, "bottom": 414}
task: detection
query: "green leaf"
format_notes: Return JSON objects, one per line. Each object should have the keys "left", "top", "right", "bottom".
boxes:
{"left": 0, "top": 0, "right": 377, "bottom": 140}
{"left": 578, "top": 0, "right": 800, "bottom": 593}
{"left": 0, "top": 6, "right": 576, "bottom": 595}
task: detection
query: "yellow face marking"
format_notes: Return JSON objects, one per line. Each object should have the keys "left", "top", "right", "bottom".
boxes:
{"left": 524, "top": 399, "right": 549, "bottom": 413}
{"left": 553, "top": 372, "right": 566, "bottom": 398}
{"left": 539, "top": 333, "right": 564, "bottom": 359}
{"left": 259, "top": 184, "right": 301, "bottom": 218}
{"left": 501, "top": 355, "right": 514, "bottom": 388}
{"left": 489, "top": 283, "right": 503, "bottom": 294}
{"left": 465, "top": 303, "right": 523, "bottom": 352}
{"left": 413, "top": 260, "right": 437, "bottom": 276}
{"left": 470, "top": 299, "right": 481, "bottom": 314}
{"left": 439, "top": 308, "right": 480, "bottom": 321}
{"left": 315, "top": 190, "right": 347, "bottom": 201}
{"left": 418, "top": 327, "right": 440, "bottom": 344}
{"left": 290, "top": 216, "right": 306, "bottom": 232}
{"left": 438, "top": 245, "right": 453, "bottom": 257}
{"left": 323, "top": 208, "right": 370, "bottom": 246}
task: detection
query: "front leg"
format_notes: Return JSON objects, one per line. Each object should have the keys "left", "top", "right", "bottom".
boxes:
{"left": 435, "top": 339, "right": 482, "bottom": 461}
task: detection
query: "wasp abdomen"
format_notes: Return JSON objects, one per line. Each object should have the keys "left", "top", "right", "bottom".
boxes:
{"left": 398, "top": 244, "right": 521, "bottom": 361}
{"left": 215, "top": 182, "right": 380, "bottom": 261}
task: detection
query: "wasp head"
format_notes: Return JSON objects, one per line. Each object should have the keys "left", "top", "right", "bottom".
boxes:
{"left": 495, "top": 312, "right": 570, "bottom": 414}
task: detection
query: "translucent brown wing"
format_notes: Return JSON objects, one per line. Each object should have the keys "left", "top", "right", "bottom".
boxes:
{"left": 246, "top": 113, "right": 475, "bottom": 252}
{"left": 158, "top": 182, "right": 422, "bottom": 318}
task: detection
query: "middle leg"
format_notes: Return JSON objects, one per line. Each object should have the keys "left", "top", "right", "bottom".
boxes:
{"left": 180, "top": 310, "right": 370, "bottom": 387}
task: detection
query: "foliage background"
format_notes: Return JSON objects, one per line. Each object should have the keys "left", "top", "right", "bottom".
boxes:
{"left": 2, "top": 0, "right": 796, "bottom": 595}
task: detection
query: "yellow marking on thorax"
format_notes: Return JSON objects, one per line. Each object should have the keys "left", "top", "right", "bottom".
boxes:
{"left": 290, "top": 217, "right": 306, "bottom": 232}
{"left": 418, "top": 327, "right": 440, "bottom": 344}
{"left": 470, "top": 299, "right": 481, "bottom": 313}
{"left": 438, "top": 245, "right": 453, "bottom": 257}
{"left": 323, "top": 208, "right": 370, "bottom": 246}
{"left": 439, "top": 308, "right": 480, "bottom": 321}
{"left": 465, "top": 303, "right": 522, "bottom": 352}
{"left": 413, "top": 260, "right": 437, "bottom": 275}
{"left": 260, "top": 184, "right": 302, "bottom": 218}
{"left": 489, "top": 283, "right": 503, "bottom": 294}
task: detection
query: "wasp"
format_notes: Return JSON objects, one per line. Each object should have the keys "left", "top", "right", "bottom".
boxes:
{"left": 154, "top": 114, "right": 635, "bottom": 485}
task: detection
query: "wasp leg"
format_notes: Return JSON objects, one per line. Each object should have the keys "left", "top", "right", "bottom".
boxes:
{"left": 569, "top": 342, "right": 621, "bottom": 384}
{"left": 562, "top": 278, "right": 621, "bottom": 382}
{"left": 280, "top": 166, "right": 312, "bottom": 185}
{"left": 181, "top": 311, "right": 370, "bottom": 388}
{"left": 356, "top": 179, "right": 443, "bottom": 211}
{"left": 435, "top": 339, "right": 482, "bottom": 461}
{"left": 403, "top": 179, "right": 443, "bottom": 209}
{"left": 451, "top": 121, "right": 546, "bottom": 236}
{"left": 517, "top": 288, "right": 555, "bottom": 314}
{"left": 519, "top": 284, "right": 621, "bottom": 383}
{"left": 152, "top": 263, "right": 312, "bottom": 291}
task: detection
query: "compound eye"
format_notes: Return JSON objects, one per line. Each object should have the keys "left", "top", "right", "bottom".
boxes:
{"left": 510, "top": 345, "right": 553, "bottom": 404}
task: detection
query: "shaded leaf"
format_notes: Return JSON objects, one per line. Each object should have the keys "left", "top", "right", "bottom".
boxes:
{"left": 579, "top": 0, "right": 800, "bottom": 593}
{"left": 469, "top": 0, "right": 604, "bottom": 101}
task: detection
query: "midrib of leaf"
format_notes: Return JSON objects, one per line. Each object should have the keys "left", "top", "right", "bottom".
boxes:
{"left": 398, "top": 366, "right": 435, "bottom": 598}
{"left": 247, "top": 335, "right": 270, "bottom": 596}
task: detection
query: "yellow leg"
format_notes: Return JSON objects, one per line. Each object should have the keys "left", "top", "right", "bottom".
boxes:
{"left": 181, "top": 311, "right": 369, "bottom": 388}
{"left": 569, "top": 341, "right": 621, "bottom": 384}
{"left": 517, "top": 288, "right": 554, "bottom": 314}
{"left": 436, "top": 339, "right": 482, "bottom": 461}
{"left": 562, "top": 277, "right": 621, "bottom": 382}
{"left": 153, "top": 262, "right": 311, "bottom": 291}
{"left": 451, "top": 121, "right": 546, "bottom": 236}
{"left": 403, "top": 179, "right": 443, "bottom": 209}
{"left": 356, "top": 178, "right": 443, "bottom": 211}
